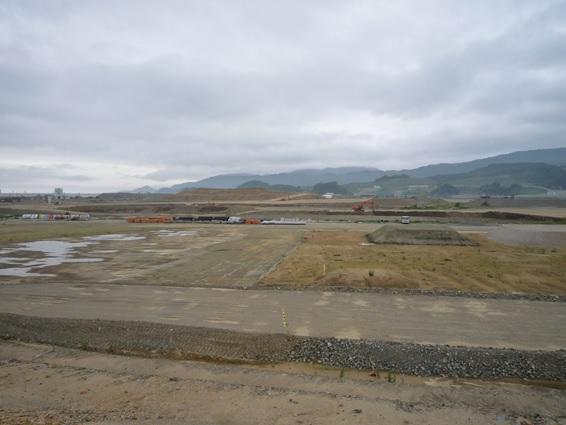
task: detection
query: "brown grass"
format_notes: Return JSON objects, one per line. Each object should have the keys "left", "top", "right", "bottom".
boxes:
{"left": 260, "top": 230, "right": 566, "bottom": 294}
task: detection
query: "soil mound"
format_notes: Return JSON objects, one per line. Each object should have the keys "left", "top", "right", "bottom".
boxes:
{"left": 368, "top": 224, "right": 476, "bottom": 246}
{"left": 168, "top": 188, "right": 294, "bottom": 202}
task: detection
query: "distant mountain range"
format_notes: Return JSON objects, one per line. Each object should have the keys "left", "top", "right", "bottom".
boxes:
{"left": 400, "top": 147, "right": 566, "bottom": 178}
{"left": 131, "top": 147, "right": 566, "bottom": 194}
{"left": 342, "top": 162, "right": 566, "bottom": 197}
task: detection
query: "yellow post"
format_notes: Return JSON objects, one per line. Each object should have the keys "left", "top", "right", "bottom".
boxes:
{"left": 281, "top": 308, "right": 288, "bottom": 329}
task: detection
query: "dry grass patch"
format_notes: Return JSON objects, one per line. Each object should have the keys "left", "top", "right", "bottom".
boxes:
{"left": 261, "top": 230, "right": 566, "bottom": 294}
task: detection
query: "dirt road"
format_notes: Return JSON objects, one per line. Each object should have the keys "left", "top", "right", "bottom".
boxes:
{"left": 1, "top": 341, "right": 564, "bottom": 425}
{"left": 486, "top": 224, "right": 566, "bottom": 247}
{"left": 1, "top": 283, "right": 565, "bottom": 350}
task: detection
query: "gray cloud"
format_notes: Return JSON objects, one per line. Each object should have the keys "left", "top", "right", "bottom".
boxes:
{"left": 0, "top": 165, "right": 92, "bottom": 192}
{"left": 0, "top": 0, "right": 565, "bottom": 191}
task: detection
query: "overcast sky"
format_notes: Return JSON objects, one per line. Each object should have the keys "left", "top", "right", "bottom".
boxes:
{"left": 1, "top": 1, "right": 565, "bottom": 192}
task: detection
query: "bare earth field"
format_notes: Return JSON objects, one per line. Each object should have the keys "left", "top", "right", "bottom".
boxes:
{"left": 2, "top": 220, "right": 566, "bottom": 294}
{"left": 487, "top": 224, "right": 566, "bottom": 248}
{"left": 165, "top": 187, "right": 314, "bottom": 202}
{"left": 1, "top": 341, "right": 565, "bottom": 425}
{"left": 0, "top": 220, "right": 152, "bottom": 244}
{"left": 0, "top": 221, "right": 302, "bottom": 288}
{"left": 1, "top": 211, "right": 566, "bottom": 424}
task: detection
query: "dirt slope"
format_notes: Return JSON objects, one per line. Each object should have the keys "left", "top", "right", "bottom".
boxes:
{"left": 166, "top": 188, "right": 296, "bottom": 202}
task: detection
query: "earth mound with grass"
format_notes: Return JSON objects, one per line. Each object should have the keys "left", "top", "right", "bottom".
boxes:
{"left": 167, "top": 188, "right": 294, "bottom": 202}
{"left": 368, "top": 224, "right": 477, "bottom": 246}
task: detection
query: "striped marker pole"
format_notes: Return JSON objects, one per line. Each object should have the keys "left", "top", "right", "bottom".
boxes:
{"left": 281, "top": 308, "right": 288, "bottom": 329}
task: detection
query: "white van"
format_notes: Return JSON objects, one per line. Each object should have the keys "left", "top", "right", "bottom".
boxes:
{"left": 401, "top": 215, "right": 411, "bottom": 224}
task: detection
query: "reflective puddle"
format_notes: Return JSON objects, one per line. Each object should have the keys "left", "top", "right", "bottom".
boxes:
{"left": 152, "top": 230, "right": 195, "bottom": 237}
{"left": 84, "top": 234, "right": 146, "bottom": 241}
{"left": 0, "top": 234, "right": 145, "bottom": 278}
{"left": 0, "top": 240, "right": 103, "bottom": 277}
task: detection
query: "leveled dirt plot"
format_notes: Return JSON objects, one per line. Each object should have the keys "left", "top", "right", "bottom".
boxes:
{"left": 127, "top": 226, "right": 303, "bottom": 288}
{"left": 487, "top": 224, "right": 566, "bottom": 248}
{"left": 0, "top": 222, "right": 303, "bottom": 288}
{"left": 465, "top": 197, "right": 566, "bottom": 209}
{"left": 261, "top": 230, "right": 566, "bottom": 294}
{"left": 166, "top": 188, "right": 300, "bottom": 202}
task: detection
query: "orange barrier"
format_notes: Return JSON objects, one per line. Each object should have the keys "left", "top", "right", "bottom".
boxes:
{"left": 244, "top": 218, "right": 261, "bottom": 225}
{"left": 127, "top": 215, "right": 173, "bottom": 224}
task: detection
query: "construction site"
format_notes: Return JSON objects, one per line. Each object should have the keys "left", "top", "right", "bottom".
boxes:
{"left": 4, "top": 0, "right": 566, "bottom": 420}
{"left": 0, "top": 188, "right": 565, "bottom": 424}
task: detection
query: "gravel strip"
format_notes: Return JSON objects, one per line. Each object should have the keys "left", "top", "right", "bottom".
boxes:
{"left": 0, "top": 313, "right": 294, "bottom": 363}
{"left": 1, "top": 313, "right": 565, "bottom": 381}
{"left": 257, "top": 285, "right": 566, "bottom": 302}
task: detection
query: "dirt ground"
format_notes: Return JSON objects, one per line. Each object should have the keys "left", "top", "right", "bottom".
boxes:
{"left": 0, "top": 220, "right": 153, "bottom": 244}
{"left": 1, "top": 341, "right": 564, "bottom": 425}
{"left": 0, "top": 221, "right": 303, "bottom": 288}
{"left": 487, "top": 224, "right": 566, "bottom": 248}
{"left": 465, "top": 198, "right": 566, "bottom": 209}
{"left": 261, "top": 229, "right": 566, "bottom": 294}
{"left": 2, "top": 220, "right": 566, "bottom": 293}
{"left": 166, "top": 188, "right": 313, "bottom": 202}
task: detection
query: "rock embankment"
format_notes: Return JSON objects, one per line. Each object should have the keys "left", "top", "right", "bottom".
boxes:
{"left": 1, "top": 313, "right": 565, "bottom": 381}
{"left": 289, "top": 338, "right": 566, "bottom": 381}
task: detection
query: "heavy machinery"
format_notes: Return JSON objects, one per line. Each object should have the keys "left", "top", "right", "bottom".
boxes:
{"left": 352, "top": 198, "right": 377, "bottom": 213}
{"left": 244, "top": 217, "right": 261, "bottom": 224}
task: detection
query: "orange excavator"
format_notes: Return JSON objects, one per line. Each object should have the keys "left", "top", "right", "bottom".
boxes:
{"left": 352, "top": 198, "right": 377, "bottom": 213}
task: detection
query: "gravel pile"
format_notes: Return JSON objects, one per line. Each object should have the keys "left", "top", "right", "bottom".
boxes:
{"left": 289, "top": 337, "right": 566, "bottom": 381}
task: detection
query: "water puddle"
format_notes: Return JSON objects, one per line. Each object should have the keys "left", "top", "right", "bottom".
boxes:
{"left": 84, "top": 234, "right": 146, "bottom": 241}
{"left": 152, "top": 230, "right": 195, "bottom": 237}
{"left": 0, "top": 256, "right": 34, "bottom": 265}
{"left": 0, "top": 240, "right": 103, "bottom": 277}
{"left": 0, "top": 233, "right": 145, "bottom": 278}
{"left": 142, "top": 249, "right": 182, "bottom": 255}
{"left": 0, "top": 268, "right": 55, "bottom": 277}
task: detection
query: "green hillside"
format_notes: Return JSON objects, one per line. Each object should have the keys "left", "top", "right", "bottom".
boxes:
{"left": 339, "top": 163, "right": 566, "bottom": 196}
{"left": 237, "top": 180, "right": 302, "bottom": 192}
